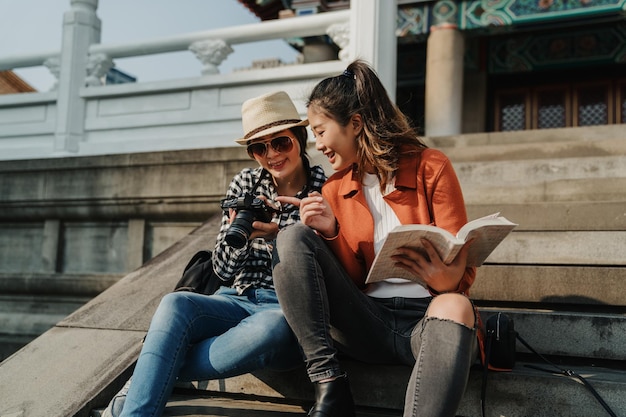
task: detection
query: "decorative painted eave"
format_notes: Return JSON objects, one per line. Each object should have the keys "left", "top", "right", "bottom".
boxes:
{"left": 398, "top": 0, "right": 626, "bottom": 42}
{"left": 489, "top": 20, "right": 626, "bottom": 73}
{"left": 461, "top": 0, "right": 626, "bottom": 30}
{"left": 236, "top": 0, "right": 351, "bottom": 21}
{"left": 236, "top": 0, "right": 284, "bottom": 21}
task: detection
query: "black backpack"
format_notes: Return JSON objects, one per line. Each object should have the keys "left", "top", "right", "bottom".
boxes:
{"left": 173, "top": 250, "right": 233, "bottom": 295}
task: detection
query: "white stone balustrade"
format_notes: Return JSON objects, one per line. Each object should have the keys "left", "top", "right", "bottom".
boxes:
{"left": 87, "top": 10, "right": 352, "bottom": 74}
{"left": 0, "top": 9, "right": 352, "bottom": 89}
{"left": 0, "top": 1, "right": 398, "bottom": 161}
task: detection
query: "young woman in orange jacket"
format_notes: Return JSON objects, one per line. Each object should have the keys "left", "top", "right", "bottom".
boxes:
{"left": 274, "top": 60, "right": 480, "bottom": 417}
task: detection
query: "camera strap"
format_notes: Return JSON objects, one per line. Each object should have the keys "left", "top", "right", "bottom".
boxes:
{"left": 250, "top": 168, "right": 269, "bottom": 195}
{"left": 480, "top": 317, "right": 617, "bottom": 417}
{"left": 517, "top": 334, "right": 618, "bottom": 417}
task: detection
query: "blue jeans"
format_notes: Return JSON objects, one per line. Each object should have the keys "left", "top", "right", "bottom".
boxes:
{"left": 272, "top": 223, "right": 478, "bottom": 417}
{"left": 119, "top": 287, "right": 302, "bottom": 417}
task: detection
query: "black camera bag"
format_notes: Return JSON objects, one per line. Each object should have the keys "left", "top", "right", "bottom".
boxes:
{"left": 173, "top": 250, "right": 232, "bottom": 295}
{"left": 480, "top": 312, "right": 617, "bottom": 417}
{"left": 174, "top": 169, "right": 266, "bottom": 295}
{"left": 485, "top": 312, "right": 516, "bottom": 371}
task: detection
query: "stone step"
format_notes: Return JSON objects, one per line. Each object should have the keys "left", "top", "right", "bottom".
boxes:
{"left": 454, "top": 155, "right": 626, "bottom": 200}
{"left": 152, "top": 359, "right": 626, "bottom": 417}
{"left": 0, "top": 274, "right": 126, "bottom": 361}
{"left": 462, "top": 176, "right": 626, "bottom": 204}
{"left": 439, "top": 137, "right": 626, "bottom": 163}
{"left": 477, "top": 307, "right": 626, "bottom": 361}
{"left": 473, "top": 265, "right": 626, "bottom": 306}
{"left": 92, "top": 391, "right": 401, "bottom": 417}
{"left": 459, "top": 361, "right": 625, "bottom": 417}
{"left": 484, "top": 229, "right": 626, "bottom": 265}
{"left": 428, "top": 124, "right": 626, "bottom": 149}
{"left": 0, "top": 272, "right": 122, "bottom": 296}
{"left": 451, "top": 153, "right": 625, "bottom": 180}
{"left": 0, "top": 294, "right": 90, "bottom": 361}
{"left": 466, "top": 201, "right": 626, "bottom": 231}
{"left": 89, "top": 300, "right": 626, "bottom": 414}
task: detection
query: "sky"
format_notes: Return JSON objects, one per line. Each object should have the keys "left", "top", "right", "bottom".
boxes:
{"left": 0, "top": 0, "right": 300, "bottom": 91}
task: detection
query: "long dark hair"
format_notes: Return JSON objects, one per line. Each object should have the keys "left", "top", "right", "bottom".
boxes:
{"left": 306, "top": 59, "right": 427, "bottom": 190}
{"left": 290, "top": 125, "right": 311, "bottom": 173}
{"left": 290, "top": 125, "right": 309, "bottom": 158}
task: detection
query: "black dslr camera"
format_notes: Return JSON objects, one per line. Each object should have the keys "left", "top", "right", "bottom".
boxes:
{"left": 220, "top": 193, "right": 277, "bottom": 248}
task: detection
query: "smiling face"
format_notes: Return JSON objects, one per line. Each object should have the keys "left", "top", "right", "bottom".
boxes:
{"left": 308, "top": 105, "right": 361, "bottom": 172}
{"left": 249, "top": 129, "right": 303, "bottom": 181}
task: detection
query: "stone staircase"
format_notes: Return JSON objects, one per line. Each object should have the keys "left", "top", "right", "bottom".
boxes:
{"left": 150, "top": 127, "right": 626, "bottom": 417}
{"left": 440, "top": 126, "right": 626, "bottom": 416}
{"left": 1, "top": 126, "right": 625, "bottom": 417}
{"left": 107, "top": 127, "right": 626, "bottom": 416}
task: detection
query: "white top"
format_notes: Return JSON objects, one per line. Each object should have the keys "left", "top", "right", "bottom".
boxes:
{"left": 360, "top": 173, "right": 431, "bottom": 299}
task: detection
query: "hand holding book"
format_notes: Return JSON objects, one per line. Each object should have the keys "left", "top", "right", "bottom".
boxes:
{"left": 365, "top": 213, "right": 517, "bottom": 286}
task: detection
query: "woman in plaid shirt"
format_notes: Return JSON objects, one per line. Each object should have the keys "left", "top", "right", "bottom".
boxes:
{"left": 105, "top": 91, "right": 326, "bottom": 417}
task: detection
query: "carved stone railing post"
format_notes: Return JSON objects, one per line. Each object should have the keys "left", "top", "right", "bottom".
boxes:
{"left": 43, "top": 56, "right": 61, "bottom": 91}
{"left": 189, "top": 39, "right": 234, "bottom": 75}
{"left": 326, "top": 23, "right": 350, "bottom": 62}
{"left": 55, "top": 0, "right": 101, "bottom": 153}
{"left": 86, "top": 53, "right": 113, "bottom": 86}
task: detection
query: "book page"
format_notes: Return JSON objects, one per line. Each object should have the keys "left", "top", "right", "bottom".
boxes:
{"left": 457, "top": 212, "right": 501, "bottom": 239}
{"left": 365, "top": 214, "right": 517, "bottom": 285}
{"left": 463, "top": 222, "right": 517, "bottom": 266}
{"left": 365, "top": 227, "right": 461, "bottom": 286}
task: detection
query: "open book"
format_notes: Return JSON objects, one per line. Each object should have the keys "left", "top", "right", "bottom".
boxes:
{"left": 365, "top": 213, "right": 517, "bottom": 285}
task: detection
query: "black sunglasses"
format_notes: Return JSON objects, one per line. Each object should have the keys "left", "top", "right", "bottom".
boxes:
{"left": 247, "top": 136, "right": 295, "bottom": 158}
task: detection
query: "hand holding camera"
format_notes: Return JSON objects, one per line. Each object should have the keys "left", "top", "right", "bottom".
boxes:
{"left": 220, "top": 193, "right": 279, "bottom": 248}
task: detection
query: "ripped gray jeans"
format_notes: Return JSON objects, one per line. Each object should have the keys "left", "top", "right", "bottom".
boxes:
{"left": 272, "top": 223, "right": 478, "bottom": 417}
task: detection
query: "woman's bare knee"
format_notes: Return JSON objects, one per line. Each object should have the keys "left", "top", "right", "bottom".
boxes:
{"left": 426, "top": 293, "right": 474, "bottom": 327}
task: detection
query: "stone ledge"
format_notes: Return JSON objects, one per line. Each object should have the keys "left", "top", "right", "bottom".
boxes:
{"left": 427, "top": 124, "right": 626, "bottom": 148}
{"left": 0, "top": 273, "right": 122, "bottom": 295}
{"left": 466, "top": 200, "right": 626, "bottom": 231}
{"left": 472, "top": 265, "right": 626, "bottom": 306}
{"left": 0, "top": 326, "right": 144, "bottom": 417}
{"left": 175, "top": 359, "right": 626, "bottom": 417}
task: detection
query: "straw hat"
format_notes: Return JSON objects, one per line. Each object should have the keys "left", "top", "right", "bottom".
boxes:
{"left": 235, "top": 91, "right": 308, "bottom": 145}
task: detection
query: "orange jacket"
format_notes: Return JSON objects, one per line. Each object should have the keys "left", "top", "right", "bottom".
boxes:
{"left": 321, "top": 147, "right": 476, "bottom": 295}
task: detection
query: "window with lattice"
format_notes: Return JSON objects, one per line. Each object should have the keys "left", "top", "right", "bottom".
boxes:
{"left": 535, "top": 87, "right": 569, "bottom": 129}
{"left": 494, "top": 80, "right": 624, "bottom": 131}
{"left": 575, "top": 82, "right": 611, "bottom": 126}
{"left": 494, "top": 90, "right": 528, "bottom": 131}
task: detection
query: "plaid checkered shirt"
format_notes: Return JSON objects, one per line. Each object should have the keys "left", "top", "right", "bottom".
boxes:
{"left": 212, "top": 164, "right": 326, "bottom": 293}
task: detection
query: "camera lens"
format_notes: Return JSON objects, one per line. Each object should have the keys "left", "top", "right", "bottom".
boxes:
{"left": 225, "top": 210, "right": 255, "bottom": 248}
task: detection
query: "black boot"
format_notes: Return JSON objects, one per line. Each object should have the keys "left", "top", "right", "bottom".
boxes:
{"left": 308, "top": 373, "right": 356, "bottom": 417}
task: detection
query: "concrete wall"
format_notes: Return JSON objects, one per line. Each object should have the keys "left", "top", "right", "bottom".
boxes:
{"left": 0, "top": 146, "right": 250, "bottom": 359}
{"left": 0, "top": 143, "right": 333, "bottom": 360}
